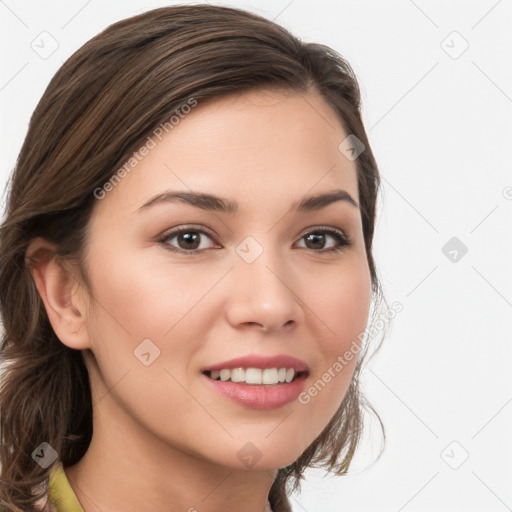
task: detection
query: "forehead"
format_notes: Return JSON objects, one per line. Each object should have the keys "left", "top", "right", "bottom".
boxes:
{"left": 92, "top": 88, "right": 359, "bottom": 217}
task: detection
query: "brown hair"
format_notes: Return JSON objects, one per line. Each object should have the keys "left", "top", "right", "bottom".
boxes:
{"left": 0, "top": 4, "right": 387, "bottom": 511}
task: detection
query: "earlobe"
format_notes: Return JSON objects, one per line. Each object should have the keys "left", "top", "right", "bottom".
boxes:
{"left": 25, "top": 237, "right": 90, "bottom": 350}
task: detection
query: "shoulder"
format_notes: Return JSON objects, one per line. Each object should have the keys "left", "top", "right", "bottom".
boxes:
{"left": 30, "top": 462, "right": 79, "bottom": 512}
{"left": 29, "top": 465, "right": 59, "bottom": 512}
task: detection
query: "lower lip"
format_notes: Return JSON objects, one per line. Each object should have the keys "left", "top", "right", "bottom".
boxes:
{"left": 202, "top": 372, "right": 308, "bottom": 410}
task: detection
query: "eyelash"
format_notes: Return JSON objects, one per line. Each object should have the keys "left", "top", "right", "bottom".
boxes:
{"left": 156, "top": 225, "right": 352, "bottom": 255}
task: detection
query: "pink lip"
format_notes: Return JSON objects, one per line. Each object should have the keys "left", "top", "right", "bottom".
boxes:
{"left": 202, "top": 372, "right": 308, "bottom": 409}
{"left": 200, "top": 353, "right": 309, "bottom": 373}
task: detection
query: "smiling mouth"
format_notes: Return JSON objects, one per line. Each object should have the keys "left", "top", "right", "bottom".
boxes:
{"left": 202, "top": 369, "right": 307, "bottom": 385}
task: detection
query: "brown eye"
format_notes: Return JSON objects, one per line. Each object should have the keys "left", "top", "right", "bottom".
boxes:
{"left": 297, "top": 227, "right": 351, "bottom": 253}
{"left": 175, "top": 231, "right": 201, "bottom": 250}
{"left": 304, "top": 232, "right": 326, "bottom": 250}
{"left": 159, "top": 228, "right": 218, "bottom": 253}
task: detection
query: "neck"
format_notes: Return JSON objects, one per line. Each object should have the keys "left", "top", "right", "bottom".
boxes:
{"left": 65, "top": 386, "right": 277, "bottom": 512}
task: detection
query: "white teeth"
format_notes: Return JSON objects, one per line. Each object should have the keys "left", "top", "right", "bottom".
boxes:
{"left": 207, "top": 367, "right": 298, "bottom": 385}
{"left": 231, "top": 367, "right": 245, "bottom": 383}
{"left": 245, "top": 368, "right": 262, "bottom": 384}
{"left": 262, "top": 368, "right": 279, "bottom": 385}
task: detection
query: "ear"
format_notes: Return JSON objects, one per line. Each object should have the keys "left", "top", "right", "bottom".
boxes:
{"left": 25, "top": 237, "right": 91, "bottom": 350}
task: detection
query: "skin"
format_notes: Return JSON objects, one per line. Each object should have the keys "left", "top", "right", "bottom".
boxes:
{"left": 26, "top": 88, "right": 372, "bottom": 512}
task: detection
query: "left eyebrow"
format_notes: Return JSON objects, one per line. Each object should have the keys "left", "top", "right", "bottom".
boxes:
{"left": 135, "top": 188, "right": 359, "bottom": 215}
{"left": 296, "top": 189, "right": 359, "bottom": 211}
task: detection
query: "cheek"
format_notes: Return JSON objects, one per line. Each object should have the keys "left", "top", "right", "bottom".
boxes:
{"left": 294, "top": 260, "right": 371, "bottom": 438}
{"left": 84, "top": 247, "right": 227, "bottom": 381}
{"left": 82, "top": 252, "right": 217, "bottom": 431}
{"left": 89, "top": 248, "right": 215, "bottom": 335}
{"left": 308, "top": 258, "right": 372, "bottom": 352}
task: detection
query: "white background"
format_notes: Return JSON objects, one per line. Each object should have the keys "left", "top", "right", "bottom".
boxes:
{"left": 1, "top": 1, "right": 511, "bottom": 511}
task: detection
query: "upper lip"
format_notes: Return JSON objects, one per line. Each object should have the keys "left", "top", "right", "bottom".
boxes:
{"left": 201, "top": 354, "right": 309, "bottom": 373}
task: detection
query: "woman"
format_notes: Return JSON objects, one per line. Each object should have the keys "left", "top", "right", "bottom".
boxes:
{"left": 0, "top": 4, "right": 387, "bottom": 511}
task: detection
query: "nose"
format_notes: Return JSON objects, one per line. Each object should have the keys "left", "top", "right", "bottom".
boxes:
{"left": 224, "top": 243, "right": 304, "bottom": 333}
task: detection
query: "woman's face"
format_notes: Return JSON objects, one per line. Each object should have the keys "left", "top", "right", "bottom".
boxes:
{"left": 78, "top": 88, "right": 372, "bottom": 470}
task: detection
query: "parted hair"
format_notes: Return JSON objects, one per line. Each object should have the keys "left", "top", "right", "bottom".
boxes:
{"left": 0, "top": 4, "right": 386, "bottom": 511}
